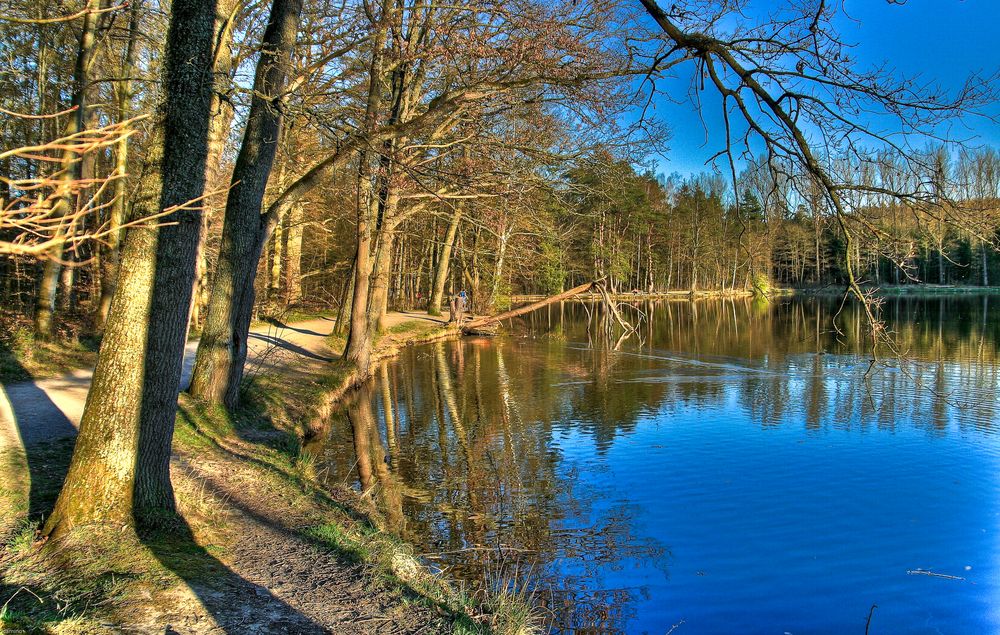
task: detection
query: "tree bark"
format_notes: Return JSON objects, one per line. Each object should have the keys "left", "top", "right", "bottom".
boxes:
{"left": 95, "top": 0, "right": 142, "bottom": 332}
{"left": 368, "top": 193, "right": 401, "bottom": 334}
{"left": 192, "top": 0, "right": 242, "bottom": 325}
{"left": 43, "top": 0, "right": 218, "bottom": 538}
{"left": 189, "top": 0, "right": 304, "bottom": 408}
{"left": 428, "top": 206, "right": 462, "bottom": 315}
{"left": 284, "top": 202, "right": 304, "bottom": 303}
{"left": 344, "top": 8, "right": 390, "bottom": 375}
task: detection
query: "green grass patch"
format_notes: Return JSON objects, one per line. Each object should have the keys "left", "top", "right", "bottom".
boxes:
{"left": 0, "top": 327, "right": 98, "bottom": 383}
{"left": 0, "top": 527, "right": 178, "bottom": 634}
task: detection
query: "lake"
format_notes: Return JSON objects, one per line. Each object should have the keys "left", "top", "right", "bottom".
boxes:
{"left": 308, "top": 295, "right": 1000, "bottom": 634}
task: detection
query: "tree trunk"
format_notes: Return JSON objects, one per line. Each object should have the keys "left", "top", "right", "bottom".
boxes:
{"left": 982, "top": 242, "right": 989, "bottom": 287}
{"left": 428, "top": 206, "right": 462, "bottom": 315}
{"left": 345, "top": 193, "right": 375, "bottom": 371}
{"left": 95, "top": 1, "right": 140, "bottom": 332}
{"left": 368, "top": 220, "right": 397, "bottom": 334}
{"left": 43, "top": 0, "right": 218, "bottom": 538}
{"left": 335, "top": 255, "right": 355, "bottom": 335}
{"left": 284, "top": 202, "right": 304, "bottom": 303}
{"left": 490, "top": 229, "right": 509, "bottom": 306}
{"left": 270, "top": 212, "right": 284, "bottom": 300}
{"left": 937, "top": 231, "right": 945, "bottom": 284}
{"left": 189, "top": 0, "right": 304, "bottom": 408}
{"left": 344, "top": 10, "right": 389, "bottom": 375}
{"left": 34, "top": 0, "right": 101, "bottom": 339}
{"left": 464, "top": 281, "right": 595, "bottom": 332}
{"left": 95, "top": 1, "right": 141, "bottom": 328}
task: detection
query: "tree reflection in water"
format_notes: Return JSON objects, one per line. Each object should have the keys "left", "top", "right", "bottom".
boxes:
{"left": 311, "top": 295, "right": 1000, "bottom": 633}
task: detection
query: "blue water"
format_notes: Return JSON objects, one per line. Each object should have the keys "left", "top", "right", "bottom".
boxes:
{"left": 314, "top": 296, "right": 1000, "bottom": 633}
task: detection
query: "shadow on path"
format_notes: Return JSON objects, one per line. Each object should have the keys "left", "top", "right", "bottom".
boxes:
{"left": 0, "top": 342, "right": 77, "bottom": 527}
{"left": 142, "top": 517, "right": 328, "bottom": 634}
{"left": 263, "top": 318, "right": 331, "bottom": 338}
{"left": 249, "top": 333, "right": 334, "bottom": 362}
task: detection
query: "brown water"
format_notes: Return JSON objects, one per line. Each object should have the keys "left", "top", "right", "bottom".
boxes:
{"left": 308, "top": 296, "right": 1000, "bottom": 634}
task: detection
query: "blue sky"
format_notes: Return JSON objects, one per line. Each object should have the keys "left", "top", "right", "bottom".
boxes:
{"left": 646, "top": 0, "right": 1000, "bottom": 179}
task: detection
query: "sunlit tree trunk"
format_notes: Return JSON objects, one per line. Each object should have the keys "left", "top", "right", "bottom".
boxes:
{"left": 96, "top": 0, "right": 142, "bottom": 332}
{"left": 192, "top": 0, "right": 242, "bottom": 326}
{"left": 335, "top": 254, "right": 355, "bottom": 335}
{"left": 428, "top": 206, "right": 462, "bottom": 315}
{"left": 190, "top": 0, "right": 304, "bottom": 408}
{"left": 43, "top": 0, "right": 218, "bottom": 538}
{"left": 490, "top": 227, "right": 510, "bottom": 306}
{"left": 284, "top": 202, "right": 304, "bottom": 303}
{"left": 344, "top": 9, "right": 389, "bottom": 374}
{"left": 368, "top": 218, "right": 398, "bottom": 333}
{"left": 270, "top": 213, "right": 284, "bottom": 300}
{"left": 981, "top": 243, "right": 989, "bottom": 287}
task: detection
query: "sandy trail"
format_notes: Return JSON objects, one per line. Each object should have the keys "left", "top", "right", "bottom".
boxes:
{"left": 0, "top": 312, "right": 446, "bottom": 448}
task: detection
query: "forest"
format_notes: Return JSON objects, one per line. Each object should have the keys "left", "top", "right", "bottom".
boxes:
{"left": 0, "top": 0, "right": 998, "bottom": 632}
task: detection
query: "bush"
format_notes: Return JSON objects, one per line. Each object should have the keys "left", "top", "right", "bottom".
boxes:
{"left": 751, "top": 272, "right": 772, "bottom": 297}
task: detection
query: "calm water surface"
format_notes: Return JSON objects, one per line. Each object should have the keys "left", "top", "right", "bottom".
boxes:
{"left": 309, "top": 296, "right": 1000, "bottom": 634}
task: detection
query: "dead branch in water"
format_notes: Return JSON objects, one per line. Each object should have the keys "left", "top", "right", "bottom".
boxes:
{"left": 592, "top": 280, "right": 634, "bottom": 332}
{"left": 462, "top": 278, "right": 644, "bottom": 337}
{"left": 865, "top": 604, "right": 877, "bottom": 635}
{"left": 462, "top": 280, "right": 596, "bottom": 333}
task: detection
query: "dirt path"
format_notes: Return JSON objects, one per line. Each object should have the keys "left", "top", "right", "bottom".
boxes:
{"left": 0, "top": 312, "right": 446, "bottom": 447}
{"left": 138, "top": 448, "right": 457, "bottom": 635}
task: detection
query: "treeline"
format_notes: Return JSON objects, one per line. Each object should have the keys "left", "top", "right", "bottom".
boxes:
{"left": 514, "top": 148, "right": 1000, "bottom": 295}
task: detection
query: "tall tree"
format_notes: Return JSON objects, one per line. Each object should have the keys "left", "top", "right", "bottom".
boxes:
{"left": 189, "top": 0, "right": 304, "bottom": 408}
{"left": 94, "top": 0, "right": 143, "bottom": 332}
{"left": 34, "top": 0, "right": 101, "bottom": 338}
{"left": 42, "top": 0, "right": 219, "bottom": 538}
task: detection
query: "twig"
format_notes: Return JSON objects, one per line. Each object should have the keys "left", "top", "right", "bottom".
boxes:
{"left": 906, "top": 569, "right": 965, "bottom": 581}
{"left": 1, "top": 586, "right": 44, "bottom": 616}
{"left": 865, "top": 603, "right": 877, "bottom": 635}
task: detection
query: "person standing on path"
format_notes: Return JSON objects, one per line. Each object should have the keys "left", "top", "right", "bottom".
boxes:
{"left": 450, "top": 291, "right": 467, "bottom": 325}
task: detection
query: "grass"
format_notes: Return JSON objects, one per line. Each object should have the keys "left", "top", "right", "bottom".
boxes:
{"left": 0, "top": 524, "right": 189, "bottom": 635}
{"left": 0, "top": 328, "right": 98, "bottom": 383}
{"left": 385, "top": 319, "right": 438, "bottom": 337}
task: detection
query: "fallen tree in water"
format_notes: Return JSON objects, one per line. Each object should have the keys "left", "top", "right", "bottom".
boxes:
{"left": 462, "top": 279, "right": 633, "bottom": 334}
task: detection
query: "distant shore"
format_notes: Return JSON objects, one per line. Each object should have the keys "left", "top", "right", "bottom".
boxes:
{"left": 511, "top": 284, "right": 1000, "bottom": 304}
{"left": 789, "top": 284, "right": 1000, "bottom": 297}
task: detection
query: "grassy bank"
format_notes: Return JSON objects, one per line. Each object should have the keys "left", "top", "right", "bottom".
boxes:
{"left": 0, "top": 316, "right": 98, "bottom": 383}
{"left": 0, "top": 316, "right": 536, "bottom": 634}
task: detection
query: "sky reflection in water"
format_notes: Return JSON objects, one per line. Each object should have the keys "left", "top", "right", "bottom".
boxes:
{"left": 309, "top": 296, "right": 1000, "bottom": 634}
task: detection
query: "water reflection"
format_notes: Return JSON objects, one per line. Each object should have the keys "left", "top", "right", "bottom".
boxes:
{"left": 313, "top": 296, "right": 1000, "bottom": 634}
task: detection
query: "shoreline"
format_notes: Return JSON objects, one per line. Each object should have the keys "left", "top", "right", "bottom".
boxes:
{"left": 510, "top": 284, "right": 1000, "bottom": 304}
{"left": 0, "top": 315, "right": 530, "bottom": 634}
